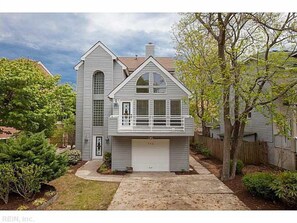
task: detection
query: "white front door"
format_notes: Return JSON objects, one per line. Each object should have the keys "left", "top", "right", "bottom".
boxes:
{"left": 132, "top": 139, "right": 170, "bottom": 171}
{"left": 93, "top": 136, "right": 103, "bottom": 159}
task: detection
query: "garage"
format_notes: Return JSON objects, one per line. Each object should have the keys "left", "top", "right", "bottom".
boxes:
{"left": 131, "top": 139, "right": 170, "bottom": 171}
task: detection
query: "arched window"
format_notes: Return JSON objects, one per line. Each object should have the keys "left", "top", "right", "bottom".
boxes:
{"left": 136, "top": 73, "right": 149, "bottom": 93}
{"left": 93, "top": 71, "right": 104, "bottom": 94}
{"left": 153, "top": 73, "right": 166, "bottom": 93}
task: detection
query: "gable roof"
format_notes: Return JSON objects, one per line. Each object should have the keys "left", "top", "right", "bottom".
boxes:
{"left": 118, "top": 57, "right": 175, "bottom": 74}
{"left": 37, "top": 61, "right": 53, "bottom": 77}
{"left": 74, "top": 41, "right": 128, "bottom": 73}
{"left": 108, "top": 56, "right": 191, "bottom": 98}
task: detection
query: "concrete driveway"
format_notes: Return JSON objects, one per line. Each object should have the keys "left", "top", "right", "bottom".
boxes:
{"left": 108, "top": 172, "right": 248, "bottom": 210}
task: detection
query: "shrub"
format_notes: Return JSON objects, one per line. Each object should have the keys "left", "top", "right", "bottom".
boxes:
{"left": 63, "top": 149, "right": 81, "bottom": 165}
{"left": 242, "top": 172, "right": 277, "bottom": 200}
{"left": 98, "top": 163, "right": 109, "bottom": 173}
{"left": 192, "top": 142, "right": 204, "bottom": 153}
{"left": 103, "top": 152, "right": 112, "bottom": 169}
{"left": 200, "top": 147, "right": 212, "bottom": 158}
{"left": 0, "top": 131, "right": 68, "bottom": 182}
{"left": 32, "top": 198, "right": 47, "bottom": 207}
{"left": 12, "top": 164, "right": 44, "bottom": 201}
{"left": 0, "top": 163, "right": 15, "bottom": 204}
{"left": 230, "top": 159, "right": 244, "bottom": 175}
{"left": 270, "top": 171, "right": 297, "bottom": 207}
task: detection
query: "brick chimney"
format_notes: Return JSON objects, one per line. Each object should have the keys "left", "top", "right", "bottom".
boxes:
{"left": 145, "top": 42, "right": 155, "bottom": 58}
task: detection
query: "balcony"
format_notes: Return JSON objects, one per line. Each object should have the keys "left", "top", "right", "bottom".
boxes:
{"left": 108, "top": 115, "right": 194, "bottom": 136}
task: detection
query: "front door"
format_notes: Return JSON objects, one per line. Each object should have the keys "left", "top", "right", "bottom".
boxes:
{"left": 121, "top": 101, "right": 132, "bottom": 126}
{"left": 93, "top": 136, "right": 103, "bottom": 159}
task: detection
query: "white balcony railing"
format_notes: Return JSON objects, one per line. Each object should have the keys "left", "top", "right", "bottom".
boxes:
{"left": 113, "top": 115, "right": 188, "bottom": 132}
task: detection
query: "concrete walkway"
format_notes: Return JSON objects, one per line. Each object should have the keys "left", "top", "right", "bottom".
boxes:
{"left": 75, "top": 160, "right": 124, "bottom": 182}
{"left": 189, "top": 155, "right": 211, "bottom": 175}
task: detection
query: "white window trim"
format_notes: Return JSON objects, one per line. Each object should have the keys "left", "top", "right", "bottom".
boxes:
{"left": 108, "top": 57, "right": 192, "bottom": 98}
{"left": 135, "top": 72, "right": 167, "bottom": 94}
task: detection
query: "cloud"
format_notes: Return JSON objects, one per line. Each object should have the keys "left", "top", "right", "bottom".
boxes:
{"left": 0, "top": 13, "right": 179, "bottom": 84}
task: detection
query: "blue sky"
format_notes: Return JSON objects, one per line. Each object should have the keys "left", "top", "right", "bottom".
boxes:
{"left": 0, "top": 13, "right": 180, "bottom": 85}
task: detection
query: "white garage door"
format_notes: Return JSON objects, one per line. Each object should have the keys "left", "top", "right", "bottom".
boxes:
{"left": 132, "top": 139, "right": 170, "bottom": 171}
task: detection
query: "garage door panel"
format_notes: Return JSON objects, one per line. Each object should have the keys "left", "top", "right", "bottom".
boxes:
{"left": 132, "top": 139, "right": 169, "bottom": 171}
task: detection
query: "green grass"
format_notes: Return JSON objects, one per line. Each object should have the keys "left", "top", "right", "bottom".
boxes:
{"left": 46, "top": 170, "right": 119, "bottom": 210}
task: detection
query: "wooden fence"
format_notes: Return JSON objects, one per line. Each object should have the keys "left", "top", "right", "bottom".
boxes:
{"left": 193, "top": 133, "right": 268, "bottom": 165}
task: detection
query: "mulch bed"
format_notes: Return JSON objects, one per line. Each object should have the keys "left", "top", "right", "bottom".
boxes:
{"left": 97, "top": 163, "right": 127, "bottom": 175}
{"left": 190, "top": 149, "right": 296, "bottom": 210}
{"left": 175, "top": 165, "right": 198, "bottom": 175}
{"left": 0, "top": 184, "right": 56, "bottom": 210}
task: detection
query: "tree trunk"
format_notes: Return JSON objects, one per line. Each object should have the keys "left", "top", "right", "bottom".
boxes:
{"left": 201, "top": 120, "right": 210, "bottom": 137}
{"left": 217, "top": 13, "right": 232, "bottom": 181}
{"left": 230, "top": 121, "right": 246, "bottom": 179}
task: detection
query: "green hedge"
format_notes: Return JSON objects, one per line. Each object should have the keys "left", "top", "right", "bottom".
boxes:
{"left": 0, "top": 131, "right": 69, "bottom": 204}
{"left": 270, "top": 171, "right": 297, "bottom": 207}
{"left": 0, "top": 131, "right": 68, "bottom": 182}
{"left": 63, "top": 149, "right": 81, "bottom": 165}
{"left": 242, "top": 172, "right": 277, "bottom": 200}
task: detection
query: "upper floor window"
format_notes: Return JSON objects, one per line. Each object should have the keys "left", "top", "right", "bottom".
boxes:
{"left": 136, "top": 73, "right": 149, "bottom": 93}
{"left": 136, "top": 72, "right": 166, "bottom": 94}
{"left": 153, "top": 73, "right": 166, "bottom": 93}
{"left": 93, "top": 71, "right": 104, "bottom": 94}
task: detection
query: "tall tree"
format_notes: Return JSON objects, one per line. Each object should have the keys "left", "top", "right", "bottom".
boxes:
{"left": 175, "top": 13, "right": 297, "bottom": 180}
{"left": 173, "top": 14, "right": 221, "bottom": 136}
{"left": 0, "top": 58, "right": 76, "bottom": 137}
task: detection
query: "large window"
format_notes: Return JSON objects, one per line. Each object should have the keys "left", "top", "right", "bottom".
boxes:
{"left": 136, "top": 72, "right": 166, "bottom": 94}
{"left": 93, "top": 100, "right": 104, "bottom": 126}
{"left": 153, "top": 73, "right": 166, "bottom": 93}
{"left": 154, "top": 100, "right": 166, "bottom": 126}
{"left": 170, "top": 100, "right": 181, "bottom": 126}
{"left": 93, "top": 71, "right": 104, "bottom": 94}
{"left": 136, "top": 73, "right": 149, "bottom": 93}
{"left": 136, "top": 100, "right": 149, "bottom": 125}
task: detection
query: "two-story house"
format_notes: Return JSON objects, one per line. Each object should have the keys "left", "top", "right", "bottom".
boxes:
{"left": 211, "top": 51, "right": 297, "bottom": 171}
{"left": 74, "top": 41, "right": 194, "bottom": 172}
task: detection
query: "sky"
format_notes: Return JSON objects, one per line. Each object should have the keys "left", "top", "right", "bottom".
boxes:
{"left": 0, "top": 13, "right": 180, "bottom": 85}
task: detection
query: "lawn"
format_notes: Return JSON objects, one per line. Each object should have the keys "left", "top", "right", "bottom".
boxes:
{"left": 46, "top": 163, "right": 119, "bottom": 210}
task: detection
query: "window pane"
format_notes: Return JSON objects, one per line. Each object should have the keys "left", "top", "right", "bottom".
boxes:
{"left": 93, "top": 100, "right": 104, "bottom": 126}
{"left": 154, "top": 100, "right": 166, "bottom": 115}
{"left": 93, "top": 72, "right": 104, "bottom": 94}
{"left": 136, "top": 100, "right": 148, "bottom": 115}
{"left": 153, "top": 73, "right": 166, "bottom": 86}
{"left": 136, "top": 73, "right": 149, "bottom": 86}
{"left": 95, "top": 136, "right": 102, "bottom": 156}
{"left": 171, "top": 100, "right": 181, "bottom": 115}
{"left": 136, "top": 87, "right": 149, "bottom": 93}
{"left": 153, "top": 87, "right": 166, "bottom": 93}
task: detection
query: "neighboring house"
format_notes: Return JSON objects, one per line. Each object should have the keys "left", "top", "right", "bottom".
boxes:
{"left": 212, "top": 51, "right": 297, "bottom": 171}
{"left": 74, "top": 41, "right": 194, "bottom": 171}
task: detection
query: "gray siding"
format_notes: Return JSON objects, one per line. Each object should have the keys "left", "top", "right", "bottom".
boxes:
{"left": 111, "top": 136, "right": 190, "bottom": 171}
{"left": 170, "top": 137, "right": 190, "bottom": 171}
{"left": 75, "top": 64, "right": 84, "bottom": 152}
{"left": 111, "top": 136, "right": 132, "bottom": 171}
{"left": 114, "top": 62, "right": 188, "bottom": 102}
{"left": 80, "top": 45, "right": 125, "bottom": 160}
